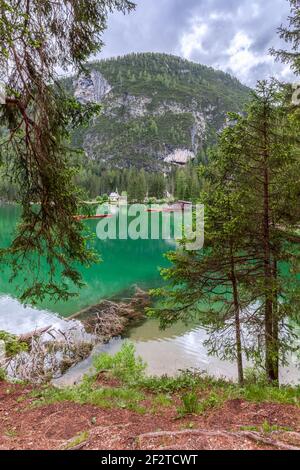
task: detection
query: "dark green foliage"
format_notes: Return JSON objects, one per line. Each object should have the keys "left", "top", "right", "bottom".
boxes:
{"left": 174, "top": 165, "right": 201, "bottom": 201}
{"left": 149, "top": 81, "right": 300, "bottom": 385}
{"left": 93, "top": 342, "right": 146, "bottom": 385}
{"left": 0, "top": 0, "right": 135, "bottom": 302}
{"left": 270, "top": 1, "right": 300, "bottom": 74}
{"left": 92, "top": 53, "right": 250, "bottom": 109}
{"left": 72, "top": 159, "right": 202, "bottom": 202}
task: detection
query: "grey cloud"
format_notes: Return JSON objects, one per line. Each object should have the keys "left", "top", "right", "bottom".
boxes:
{"left": 98, "top": 0, "right": 295, "bottom": 86}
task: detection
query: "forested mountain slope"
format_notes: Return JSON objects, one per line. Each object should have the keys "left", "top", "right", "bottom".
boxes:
{"left": 66, "top": 53, "right": 250, "bottom": 171}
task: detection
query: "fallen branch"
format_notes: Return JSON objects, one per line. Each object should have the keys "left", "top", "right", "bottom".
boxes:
{"left": 19, "top": 326, "right": 51, "bottom": 342}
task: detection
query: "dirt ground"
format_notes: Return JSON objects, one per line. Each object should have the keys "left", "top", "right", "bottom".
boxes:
{"left": 0, "top": 382, "right": 299, "bottom": 451}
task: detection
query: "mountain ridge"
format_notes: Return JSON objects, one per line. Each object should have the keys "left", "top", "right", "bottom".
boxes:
{"left": 66, "top": 53, "right": 251, "bottom": 171}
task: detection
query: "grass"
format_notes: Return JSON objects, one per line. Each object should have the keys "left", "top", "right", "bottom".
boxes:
{"left": 29, "top": 342, "right": 300, "bottom": 416}
{"left": 151, "top": 394, "right": 173, "bottom": 410}
{"left": 31, "top": 379, "right": 146, "bottom": 413}
{"left": 63, "top": 431, "right": 89, "bottom": 450}
{"left": 240, "top": 421, "right": 292, "bottom": 434}
{"left": 4, "top": 428, "right": 18, "bottom": 438}
{"left": 177, "top": 391, "right": 225, "bottom": 417}
{"left": 198, "top": 393, "right": 224, "bottom": 414}
{"left": 240, "top": 383, "right": 300, "bottom": 405}
{"left": 178, "top": 391, "right": 200, "bottom": 416}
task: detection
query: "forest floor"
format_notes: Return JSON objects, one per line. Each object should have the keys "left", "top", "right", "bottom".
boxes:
{"left": 0, "top": 377, "right": 300, "bottom": 450}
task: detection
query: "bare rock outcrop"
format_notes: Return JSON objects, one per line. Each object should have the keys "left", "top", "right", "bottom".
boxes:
{"left": 164, "top": 148, "right": 195, "bottom": 165}
{"left": 74, "top": 71, "right": 112, "bottom": 104}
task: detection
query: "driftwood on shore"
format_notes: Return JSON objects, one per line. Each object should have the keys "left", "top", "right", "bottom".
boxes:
{"left": 19, "top": 326, "right": 52, "bottom": 344}
{"left": 3, "top": 288, "right": 150, "bottom": 384}
{"left": 75, "top": 287, "right": 150, "bottom": 340}
{"left": 5, "top": 326, "right": 94, "bottom": 384}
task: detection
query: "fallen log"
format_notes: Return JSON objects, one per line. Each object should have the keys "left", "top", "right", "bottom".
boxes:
{"left": 19, "top": 326, "right": 52, "bottom": 343}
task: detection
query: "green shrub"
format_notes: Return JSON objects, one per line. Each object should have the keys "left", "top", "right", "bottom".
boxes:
{"left": 179, "top": 391, "right": 200, "bottom": 415}
{"left": 140, "top": 370, "right": 225, "bottom": 394}
{"left": 93, "top": 342, "right": 146, "bottom": 385}
{"left": 178, "top": 391, "right": 223, "bottom": 417}
{"left": 0, "top": 331, "right": 28, "bottom": 357}
{"left": 198, "top": 393, "right": 223, "bottom": 413}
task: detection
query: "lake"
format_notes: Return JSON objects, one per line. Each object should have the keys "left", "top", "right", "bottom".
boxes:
{"left": 0, "top": 204, "right": 299, "bottom": 384}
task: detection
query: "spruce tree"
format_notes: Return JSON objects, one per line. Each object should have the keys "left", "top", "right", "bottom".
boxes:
{"left": 0, "top": 0, "right": 135, "bottom": 302}
{"left": 270, "top": 0, "right": 300, "bottom": 74}
{"left": 150, "top": 81, "right": 300, "bottom": 385}
{"left": 222, "top": 81, "right": 300, "bottom": 382}
{"left": 135, "top": 170, "right": 147, "bottom": 202}
{"left": 149, "top": 159, "right": 252, "bottom": 385}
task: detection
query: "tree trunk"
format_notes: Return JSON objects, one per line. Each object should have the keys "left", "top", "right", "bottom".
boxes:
{"left": 272, "top": 257, "right": 279, "bottom": 381}
{"left": 262, "top": 106, "right": 278, "bottom": 384}
{"left": 230, "top": 245, "right": 244, "bottom": 386}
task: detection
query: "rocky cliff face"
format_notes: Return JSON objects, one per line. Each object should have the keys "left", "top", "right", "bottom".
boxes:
{"left": 74, "top": 71, "right": 112, "bottom": 104}
{"left": 70, "top": 53, "right": 250, "bottom": 171}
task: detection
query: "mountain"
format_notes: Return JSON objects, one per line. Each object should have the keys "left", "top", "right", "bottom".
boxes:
{"left": 65, "top": 53, "right": 251, "bottom": 171}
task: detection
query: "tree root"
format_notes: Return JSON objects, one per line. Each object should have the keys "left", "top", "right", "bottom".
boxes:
{"left": 60, "top": 427, "right": 300, "bottom": 451}
{"left": 238, "top": 431, "right": 300, "bottom": 451}
{"left": 60, "top": 423, "right": 132, "bottom": 451}
{"left": 138, "top": 429, "right": 300, "bottom": 451}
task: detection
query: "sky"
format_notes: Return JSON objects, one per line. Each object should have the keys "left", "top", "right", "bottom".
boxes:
{"left": 98, "top": 0, "right": 295, "bottom": 86}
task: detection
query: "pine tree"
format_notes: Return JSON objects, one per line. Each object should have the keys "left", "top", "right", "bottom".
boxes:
{"left": 135, "top": 170, "right": 147, "bottom": 202}
{"left": 270, "top": 0, "right": 300, "bottom": 74}
{"left": 149, "top": 160, "right": 251, "bottom": 385}
{"left": 150, "top": 81, "right": 300, "bottom": 385}
{"left": 0, "top": 0, "right": 135, "bottom": 302}
{"left": 190, "top": 173, "right": 201, "bottom": 201}
{"left": 217, "top": 81, "right": 300, "bottom": 382}
{"left": 127, "top": 169, "right": 137, "bottom": 202}
{"left": 175, "top": 170, "right": 187, "bottom": 200}
{"left": 148, "top": 173, "right": 166, "bottom": 199}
